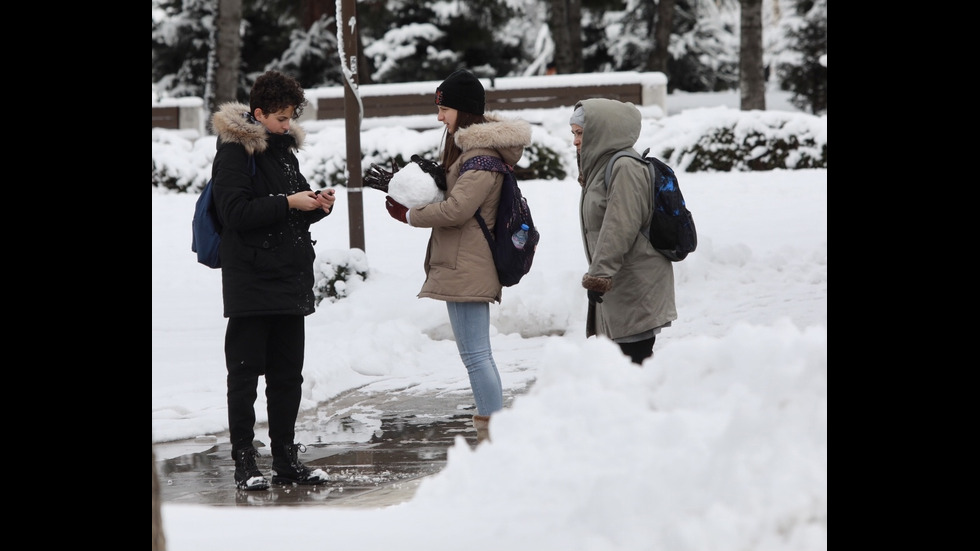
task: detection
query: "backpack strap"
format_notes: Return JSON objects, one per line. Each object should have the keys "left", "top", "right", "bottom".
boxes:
{"left": 602, "top": 148, "right": 656, "bottom": 239}
{"left": 459, "top": 155, "right": 511, "bottom": 248}
{"left": 603, "top": 148, "right": 653, "bottom": 189}
{"left": 460, "top": 154, "right": 510, "bottom": 175}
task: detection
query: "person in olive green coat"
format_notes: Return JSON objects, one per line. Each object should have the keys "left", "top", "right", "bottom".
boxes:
{"left": 381, "top": 69, "right": 532, "bottom": 442}
{"left": 571, "top": 98, "right": 677, "bottom": 365}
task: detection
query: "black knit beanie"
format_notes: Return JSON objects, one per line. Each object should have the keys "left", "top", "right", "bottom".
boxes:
{"left": 435, "top": 69, "right": 485, "bottom": 115}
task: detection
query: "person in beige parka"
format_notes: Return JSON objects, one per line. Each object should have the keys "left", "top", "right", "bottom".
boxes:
{"left": 571, "top": 98, "right": 677, "bottom": 365}
{"left": 381, "top": 69, "right": 532, "bottom": 442}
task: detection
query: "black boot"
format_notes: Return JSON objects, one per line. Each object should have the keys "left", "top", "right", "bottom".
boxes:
{"left": 233, "top": 446, "right": 269, "bottom": 491}
{"left": 271, "top": 443, "right": 328, "bottom": 485}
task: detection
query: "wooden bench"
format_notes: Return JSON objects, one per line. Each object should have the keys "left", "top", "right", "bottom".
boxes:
{"left": 151, "top": 97, "right": 207, "bottom": 134}
{"left": 315, "top": 80, "right": 648, "bottom": 120}
{"left": 152, "top": 72, "right": 667, "bottom": 130}
{"left": 151, "top": 106, "right": 180, "bottom": 129}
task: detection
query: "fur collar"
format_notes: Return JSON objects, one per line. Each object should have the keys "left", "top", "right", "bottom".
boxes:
{"left": 210, "top": 102, "right": 306, "bottom": 155}
{"left": 453, "top": 112, "right": 532, "bottom": 152}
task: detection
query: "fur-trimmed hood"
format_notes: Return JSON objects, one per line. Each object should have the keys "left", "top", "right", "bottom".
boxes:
{"left": 210, "top": 102, "right": 306, "bottom": 156}
{"left": 453, "top": 112, "right": 532, "bottom": 162}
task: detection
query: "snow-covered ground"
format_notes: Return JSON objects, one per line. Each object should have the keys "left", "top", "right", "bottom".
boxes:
{"left": 153, "top": 89, "right": 826, "bottom": 551}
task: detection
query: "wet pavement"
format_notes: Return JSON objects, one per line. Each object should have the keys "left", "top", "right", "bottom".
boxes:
{"left": 155, "top": 384, "right": 524, "bottom": 508}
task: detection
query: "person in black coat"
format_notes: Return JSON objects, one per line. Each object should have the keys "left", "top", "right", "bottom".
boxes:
{"left": 210, "top": 70, "right": 336, "bottom": 491}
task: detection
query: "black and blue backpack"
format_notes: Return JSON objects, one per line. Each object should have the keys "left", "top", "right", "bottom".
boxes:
{"left": 460, "top": 155, "right": 540, "bottom": 287}
{"left": 192, "top": 155, "right": 255, "bottom": 268}
{"left": 604, "top": 148, "right": 697, "bottom": 262}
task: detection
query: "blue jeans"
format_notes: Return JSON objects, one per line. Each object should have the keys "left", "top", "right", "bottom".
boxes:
{"left": 446, "top": 302, "right": 503, "bottom": 416}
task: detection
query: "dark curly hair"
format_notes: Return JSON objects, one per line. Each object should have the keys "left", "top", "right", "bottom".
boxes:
{"left": 250, "top": 70, "right": 307, "bottom": 120}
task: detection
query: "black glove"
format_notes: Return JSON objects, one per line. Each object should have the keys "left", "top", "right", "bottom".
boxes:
{"left": 410, "top": 154, "right": 447, "bottom": 191}
{"left": 587, "top": 289, "right": 604, "bottom": 304}
{"left": 364, "top": 159, "right": 400, "bottom": 193}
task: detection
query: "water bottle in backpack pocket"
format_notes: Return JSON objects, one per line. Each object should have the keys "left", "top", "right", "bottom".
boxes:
{"left": 511, "top": 224, "right": 529, "bottom": 250}
{"left": 462, "top": 155, "right": 540, "bottom": 287}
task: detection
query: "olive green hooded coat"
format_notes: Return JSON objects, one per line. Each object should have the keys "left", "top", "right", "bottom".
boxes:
{"left": 575, "top": 98, "right": 677, "bottom": 340}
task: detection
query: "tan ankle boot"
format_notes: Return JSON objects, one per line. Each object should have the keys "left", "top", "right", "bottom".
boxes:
{"left": 472, "top": 414, "right": 491, "bottom": 444}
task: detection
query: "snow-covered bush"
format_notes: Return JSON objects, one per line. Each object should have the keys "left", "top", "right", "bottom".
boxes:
{"left": 313, "top": 248, "right": 369, "bottom": 305}
{"left": 152, "top": 106, "right": 827, "bottom": 190}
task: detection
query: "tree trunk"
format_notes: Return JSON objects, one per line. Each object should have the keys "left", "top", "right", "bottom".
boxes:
{"left": 213, "top": 0, "right": 243, "bottom": 113}
{"left": 550, "top": 0, "right": 583, "bottom": 74}
{"left": 567, "top": 0, "right": 582, "bottom": 72}
{"left": 739, "top": 0, "right": 766, "bottom": 110}
{"left": 648, "top": 0, "right": 674, "bottom": 74}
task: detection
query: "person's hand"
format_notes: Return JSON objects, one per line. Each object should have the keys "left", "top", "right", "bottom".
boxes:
{"left": 288, "top": 191, "right": 322, "bottom": 211}
{"left": 316, "top": 188, "right": 336, "bottom": 213}
{"left": 364, "top": 159, "right": 400, "bottom": 192}
{"left": 581, "top": 274, "right": 612, "bottom": 303}
{"left": 385, "top": 196, "right": 409, "bottom": 224}
{"left": 410, "top": 154, "right": 447, "bottom": 191}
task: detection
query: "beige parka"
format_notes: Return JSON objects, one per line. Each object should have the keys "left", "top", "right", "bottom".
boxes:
{"left": 408, "top": 113, "right": 532, "bottom": 304}
{"left": 576, "top": 98, "right": 677, "bottom": 340}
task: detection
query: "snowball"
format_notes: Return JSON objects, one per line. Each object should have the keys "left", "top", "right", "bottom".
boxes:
{"left": 388, "top": 162, "right": 444, "bottom": 208}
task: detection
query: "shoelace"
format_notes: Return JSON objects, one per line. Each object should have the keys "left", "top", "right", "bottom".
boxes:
{"left": 286, "top": 444, "right": 311, "bottom": 473}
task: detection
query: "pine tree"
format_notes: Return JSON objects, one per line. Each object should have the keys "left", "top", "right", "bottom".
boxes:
{"left": 776, "top": 0, "right": 827, "bottom": 115}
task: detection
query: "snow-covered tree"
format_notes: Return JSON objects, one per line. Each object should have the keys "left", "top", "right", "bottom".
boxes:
{"left": 579, "top": 0, "right": 742, "bottom": 92}
{"left": 265, "top": 13, "right": 343, "bottom": 88}
{"left": 665, "top": 0, "right": 740, "bottom": 92}
{"left": 497, "top": 1, "right": 551, "bottom": 76}
{"left": 152, "top": 0, "right": 826, "bottom": 103}
{"left": 364, "top": 22, "right": 458, "bottom": 82}
{"left": 152, "top": 0, "right": 213, "bottom": 99}
{"left": 774, "top": 0, "right": 826, "bottom": 114}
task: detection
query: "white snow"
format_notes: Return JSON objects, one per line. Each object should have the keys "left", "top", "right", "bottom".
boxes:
{"left": 153, "top": 89, "right": 826, "bottom": 551}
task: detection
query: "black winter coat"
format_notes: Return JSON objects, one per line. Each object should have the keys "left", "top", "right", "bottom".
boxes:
{"left": 210, "top": 102, "right": 328, "bottom": 318}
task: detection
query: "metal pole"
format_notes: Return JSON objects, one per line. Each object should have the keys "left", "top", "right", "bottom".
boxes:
{"left": 340, "top": 0, "right": 365, "bottom": 251}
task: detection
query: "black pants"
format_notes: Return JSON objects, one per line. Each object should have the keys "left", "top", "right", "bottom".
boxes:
{"left": 618, "top": 336, "right": 656, "bottom": 365}
{"left": 225, "top": 315, "right": 305, "bottom": 455}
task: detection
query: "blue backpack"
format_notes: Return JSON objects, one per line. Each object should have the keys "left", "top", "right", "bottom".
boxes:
{"left": 604, "top": 148, "right": 697, "bottom": 262}
{"left": 460, "top": 155, "right": 540, "bottom": 287}
{"left": 192, "top": 155, "right": 254, "bottom": 268}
